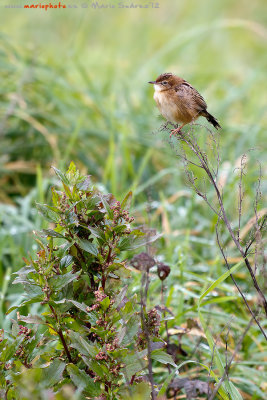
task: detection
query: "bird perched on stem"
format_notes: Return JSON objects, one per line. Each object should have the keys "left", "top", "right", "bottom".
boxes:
{"left": 149, "top": 73, "right": 221, "bottom": 137}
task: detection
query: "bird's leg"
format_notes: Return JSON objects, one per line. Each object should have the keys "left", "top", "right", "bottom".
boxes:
{"left": 170, "top": 123, "right": 186, "bottom": 138}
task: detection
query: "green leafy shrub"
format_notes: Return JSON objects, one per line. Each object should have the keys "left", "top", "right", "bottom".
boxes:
{"left": 0, "top": 163, "right": 174, "bottom": 400}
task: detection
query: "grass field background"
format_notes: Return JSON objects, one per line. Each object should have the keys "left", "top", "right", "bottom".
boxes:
{"left": 0, "top": 0, "right": 266, "bottom": 397}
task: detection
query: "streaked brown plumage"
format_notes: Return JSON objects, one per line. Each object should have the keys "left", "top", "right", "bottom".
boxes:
{"left": 148, "top": 73, "right": 221, "bottom": 136}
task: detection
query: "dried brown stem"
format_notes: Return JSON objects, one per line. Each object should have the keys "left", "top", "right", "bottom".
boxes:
{"left": 162, "top": 124, "right": 267, "bottom": 324}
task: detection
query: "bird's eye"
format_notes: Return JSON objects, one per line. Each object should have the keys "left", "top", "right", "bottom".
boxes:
{"left": 162, "top": 81, "right": 168, "bottom": 85}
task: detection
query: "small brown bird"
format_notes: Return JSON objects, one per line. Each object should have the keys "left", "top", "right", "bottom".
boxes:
{"left": 149, "top": 73, "right": 221, "bottom": 136}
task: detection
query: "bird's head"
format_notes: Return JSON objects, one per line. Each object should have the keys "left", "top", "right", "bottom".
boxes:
{"left": 148, "top": 73, "right": 180, "bottom": 91}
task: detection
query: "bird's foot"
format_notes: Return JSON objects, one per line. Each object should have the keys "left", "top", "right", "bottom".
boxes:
{"left": 170, "top": 127, "right": 182, "bottom": 138}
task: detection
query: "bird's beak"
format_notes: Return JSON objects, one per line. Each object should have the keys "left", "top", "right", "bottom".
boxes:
{"left": 148, "top": 81, "right": 157, "bottom": 84}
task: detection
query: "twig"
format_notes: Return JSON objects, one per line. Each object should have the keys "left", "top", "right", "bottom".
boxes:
{"left": 216, "top": 218, "right": 267, "bottom": 340}
{"left": 49, "top": 305, "right": 73, "bottom": 363}
{"left": 162, "top": 125, "right": 267, "bottom": 319}
{"left": 236, "top": 154, "right": 246, "bottom": 243}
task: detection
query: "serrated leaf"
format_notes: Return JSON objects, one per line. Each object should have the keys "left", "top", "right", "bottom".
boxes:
{"left": 76, "top": 176, "right": 91, "bottom": 191}
{"left": 36, "top": 203, "right": 59, "bottom": 223}
{"left": 116, "top": 326, "right": 126, "bottom": 345}
{"left": 99, "top": 195, "right": 113, "bottom": 219}
{"left": 68, "top": 331, "right": 98, "bottom": 358}
{"left": 113, "top": 224, "right": 127, "bottom": 234}
{"left": 114, "top": 285, "right": 128, "bottom": 308}
{"left": 6, "top": 296, "right": 43, "bottom": 315}
{"left": 1, "top": 336, "right": 25, "bottom": 362}
{"left": 63, "top": 182, "right": 72, "bottom": 198}
{"left": 122, "top": 350, "right": 147, "bottom": 378}
{"left": 49, "top": 270, "right": 81, "bottom": 291}
{"left": 51, "top": 187, "right": 61, "bottom": 206}
{"left": 12, "top": 275, "right": 31, "bottom": 286}
{"left": 78, "top": 238, "right": 98, "bottom": 256}
{"left": 121, "top": 191, "right": 132, "bottom": 210}
{"left": 52, "top": 166, "right": 69, "bottom": 185}
{"left": 19, "top": 314, "right": 46, "bottom": 325}
{"left": 42, "top": 359, "right": 65, "bottom": 387}
{"left": 150, "top": 341, "right": 165, "bottom": 351}
{"left": 60, "top": 255, "right": 73, "bottom": 269}
{"left": 24, "top": 284, "right": 44, "bottom": 299}
{"left": 86, "top": 225, "right": 106, "bottom": 241}
{"left": 117, "top": 236, "right": 134, "bottom": 251}
{"left": 67, "top": 364, "right": 101, "bottom": 396}
{"left": 151, "top": 349, "right": 177, "bottom": 367}
{"left": 42, "top": 229, "right": 66, "bottom": 239}
{"left": 121, "top": 314, "right": 139, "bottom": 346}
{"left": 82, "top": 355, "right": 109, "bottom": 378}
{"left": 100, "top": 296, "right": 110, "bottom": 312}
{"left": 68, "top": 300, "right": 88, "bottom": 313}
{"left": 11, "top": 320, "right": 20, "bottom": 337}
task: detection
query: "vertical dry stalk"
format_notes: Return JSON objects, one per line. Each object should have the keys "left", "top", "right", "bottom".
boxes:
{"left": 161, "top": 123, "right": 267, "bottom": 338}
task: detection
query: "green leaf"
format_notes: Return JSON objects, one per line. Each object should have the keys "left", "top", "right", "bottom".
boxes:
{"left": 121, "top": 191, "right": 132, "bottom": 210}
{"left": 158, "top": 369, "right": 177, "bottom": 396}
{"left": 122, "top": 350, "right": 147, "bottom": 378}
{"left": 62, "top": 182, "right": 72, "bottom": 198}
{"left": 117, "top": 236, "right": 134, "bottom": 251}
{"left": 121, "top": 314, "right": 139, "bottom": 346}
{"left": 150, "top": 349, "right": 177, "bottom": 367}
{"left": 78, "top": 238, "right": 98, "bottom": 256}
{"left": 114, "top": 285, "right": 128, "bottom": 308}
{"left": 82, "top": 355, "right": 109, "bottom": 379}
{"left": 6, "top": 296, "right": 43, "bottom": 315}
{"left": 68, "top": 300, "right": 88, "bottom": 314}
{"left": 19, "top": 314, "right": 46, "bottom": 325}
{"left": 86, "top": 225, "right": 106, "bottom": 241}
{"left": 51, "top": 187, "right": 61, "bottom": 206}
{"left": 1, "top": 336, "right": 25, "bottom": 362}
{"left": 24, "top": 284, "right": 44, "bottom": 299}
{"left": 36, "top": 203, "right": 59, "bottom": 223}
{"left": 11, "top": 320, "right": 20, "bottom": 337}
{"left": 68, "top": 331, "right": 98, "bottom": 358}
{"left": 49, "top": 270, "right": 81, "bottom": 291}
{"left": 116, "top": 326, "right": 126, "bottom": 345}
{"left": 199, "top": 260, "right": 243, "bottom": 302}
{"left": 100, "top": 296, "right": 110, "bottom": 312}
{"left": 60, "top": 255, "right": 73, "bottom": 269}
{"left": 113, "top": 224, "right": 127, "bottom": 234}
{"left": 52, "top": 166, "right": 69, "bottom": 185}
{"left": 76, "top": 175, "right": 91, "bottom": 191}
{"left": 100, "top": 195, "right": 113, "bottom": 219}
{"left": 42, "top": 359, "right": 65, "bottom": 387}
{"left": 67, "top": 364, "right": 101, "bottom": 396}
{"left": 122, "top": 381, "right": 151, "bottom": 400}
{"left": 42, "top": 229, "right": 66, "bottom": 239}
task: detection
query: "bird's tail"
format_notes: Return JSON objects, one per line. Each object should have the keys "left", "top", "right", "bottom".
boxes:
{"left": 203, "top": 111, "right": 221, "bottom": 130}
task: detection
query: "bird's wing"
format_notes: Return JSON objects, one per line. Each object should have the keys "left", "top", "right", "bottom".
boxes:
{"left": 174, "top": 81, "right": 207, "bottom": 111}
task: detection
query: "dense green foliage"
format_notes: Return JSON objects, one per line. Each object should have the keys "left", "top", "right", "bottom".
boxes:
{"left": 0, "top": 0, "right": 266, "bottom": 399}
{"left": 1, "top": 164, "right": 173, "bottom": 399}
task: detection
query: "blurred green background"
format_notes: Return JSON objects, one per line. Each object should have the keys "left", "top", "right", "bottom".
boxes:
{"left": 0, "top": 0, "right": 266, "bottom": 397}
